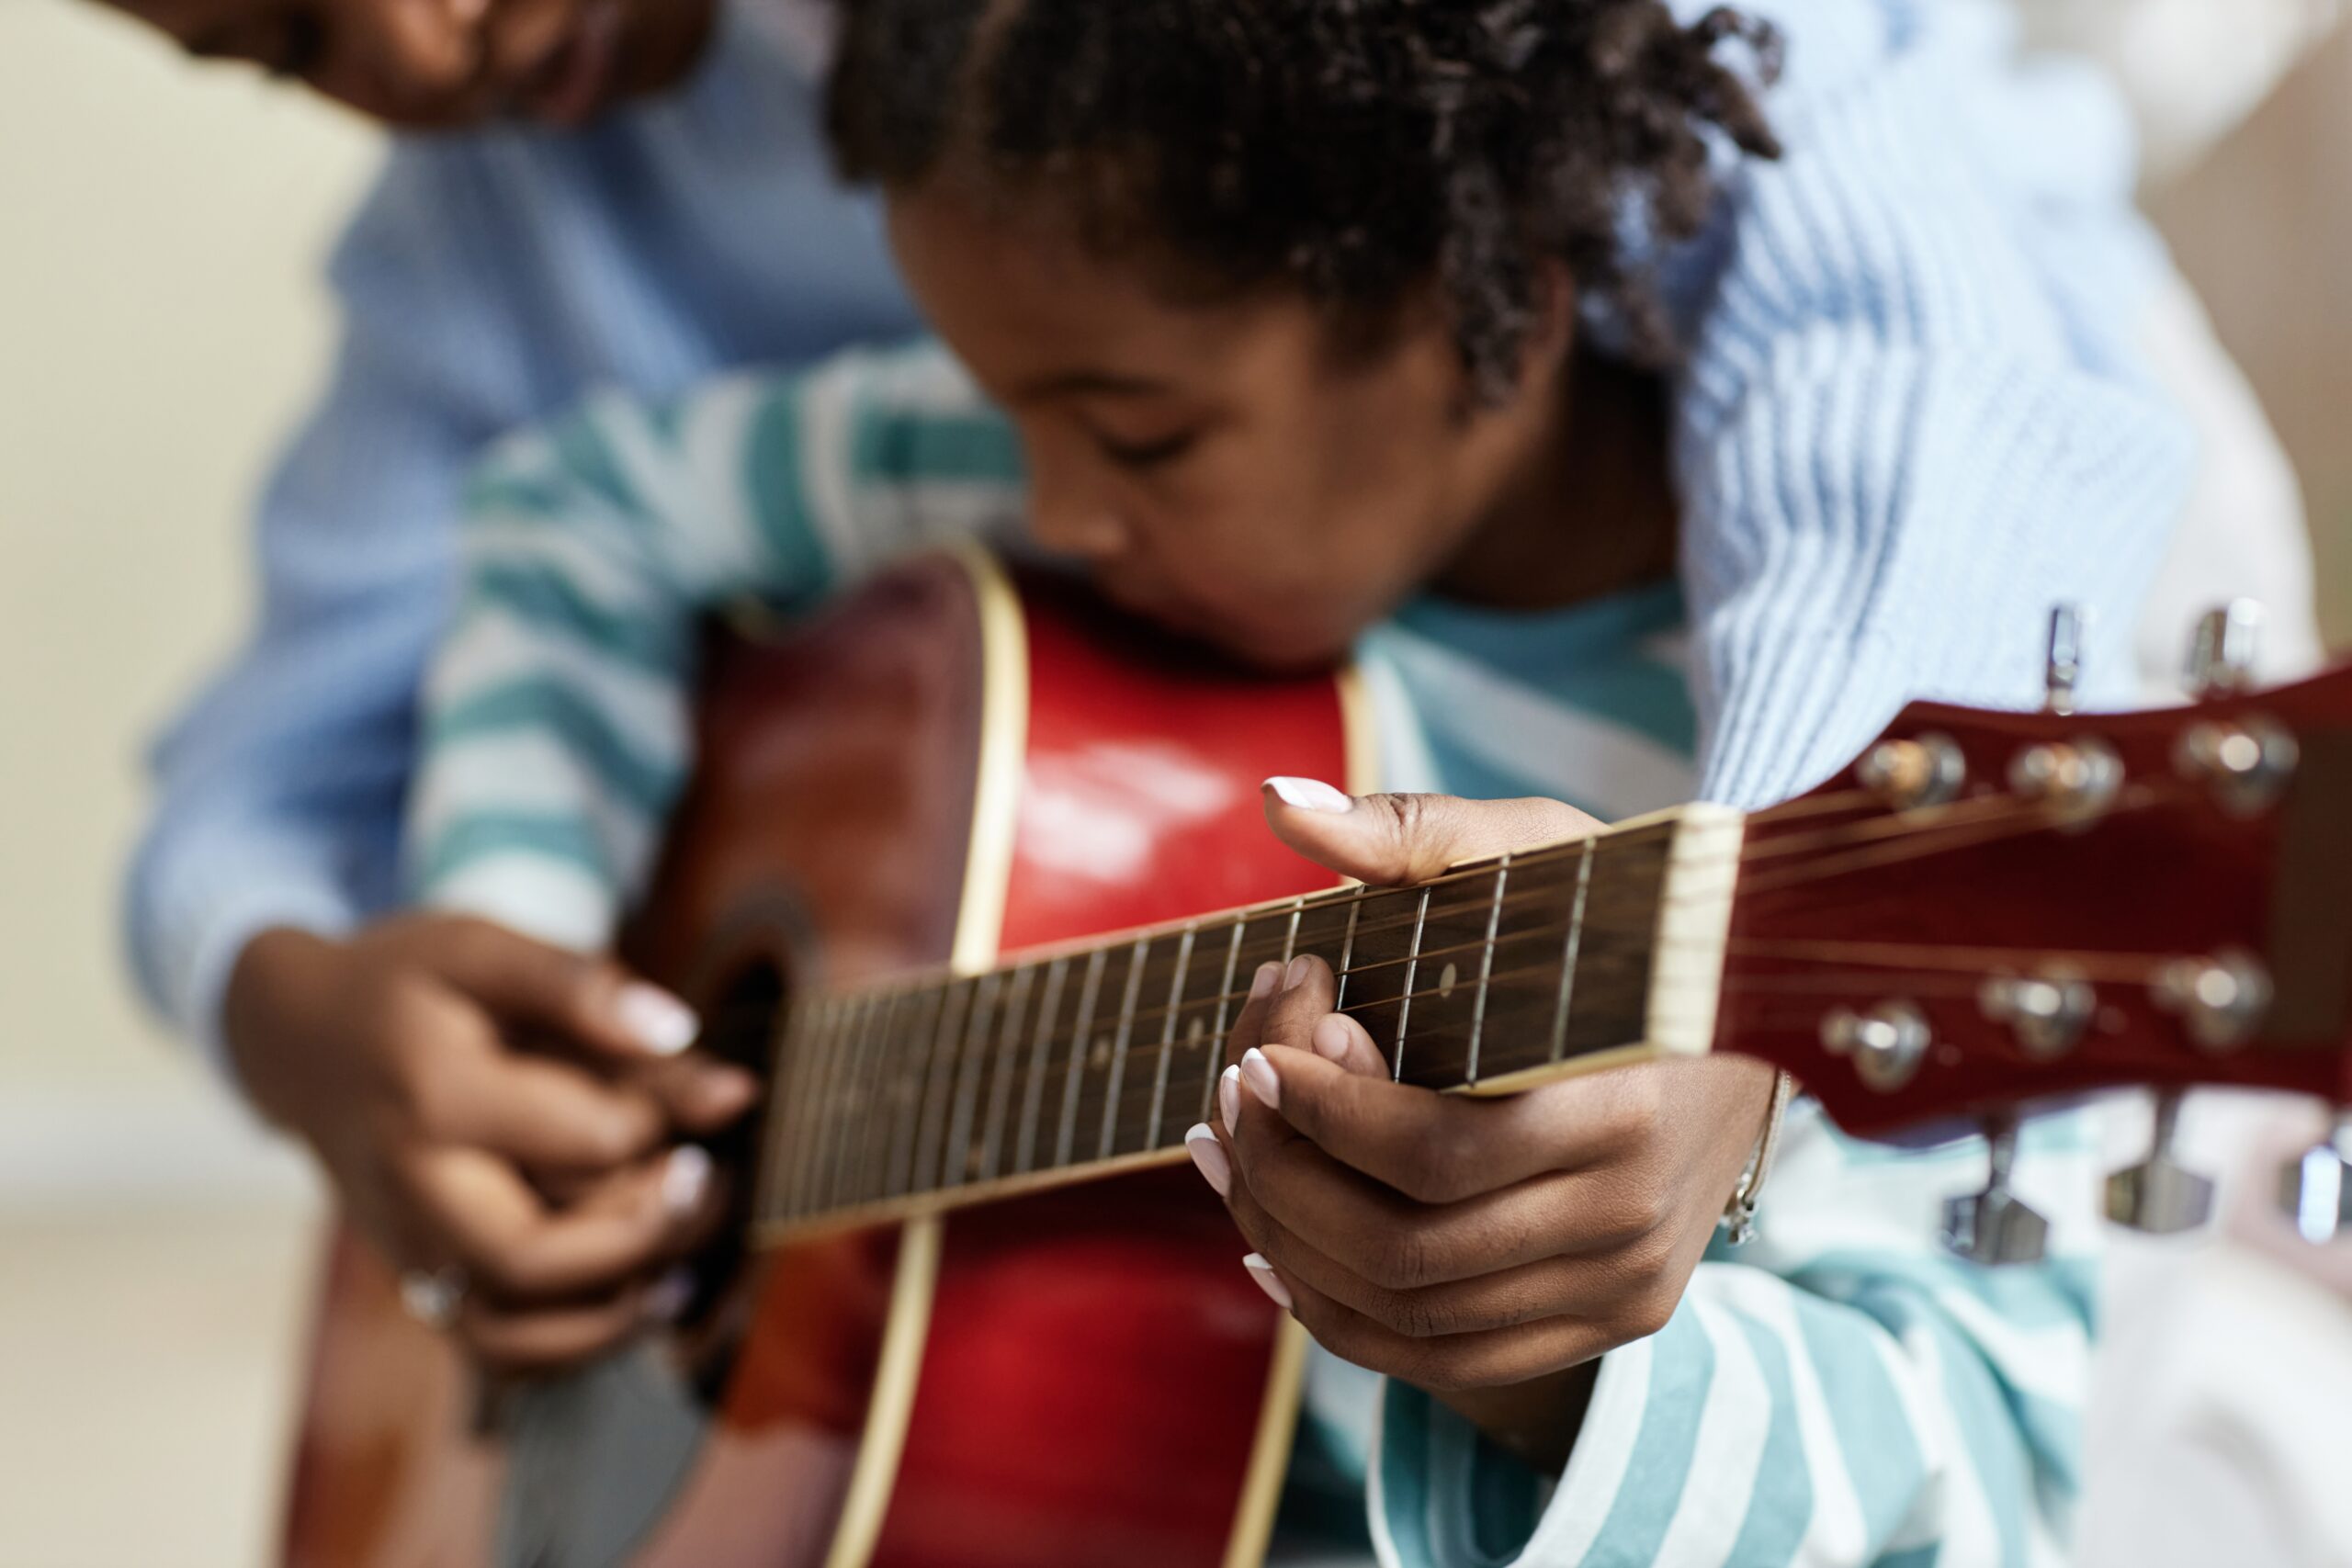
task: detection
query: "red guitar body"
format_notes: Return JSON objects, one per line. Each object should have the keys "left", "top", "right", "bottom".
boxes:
{"left": 277, "top": 551, "right": 1370, "bottom": 1568}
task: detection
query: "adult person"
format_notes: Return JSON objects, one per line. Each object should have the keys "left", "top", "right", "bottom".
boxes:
{"left": 107, "top": 0, "right": 2310, "bottom": 1412}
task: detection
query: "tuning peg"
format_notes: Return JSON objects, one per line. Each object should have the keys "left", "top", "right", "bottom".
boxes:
{"left": 2104, "top": 1092, "right": 2214, "bottom": 1234}
{"left": 2043, "top": 604, "right": 2085, "bottom": 717}
{"left": 2277, "top": 1110, "right": 2352, "bottom": 1245}
{"left": 1942, "top": 1119, "right": 2050, "bottom": 1266}
{"left": 2187, "top": 601, "right": 2263, "bottom": 698}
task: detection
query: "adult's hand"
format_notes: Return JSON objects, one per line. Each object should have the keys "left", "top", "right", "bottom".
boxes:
{"left": 224, "top": 913, "right": 758, "bottom": 1371}
{"left": 1186, "top": 784, "right": 1774, "bottom": 1458}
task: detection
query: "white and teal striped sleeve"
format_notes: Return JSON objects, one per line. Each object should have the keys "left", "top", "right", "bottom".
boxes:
{"left": 1372, "top": 1106, "right": 2101, "bottom": 1568}
{"left": 407, "top": 339, "right": 1023, "bottom": 948}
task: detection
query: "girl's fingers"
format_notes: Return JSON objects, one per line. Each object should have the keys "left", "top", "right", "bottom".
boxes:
{"left": 457, "top": 1280, "right": 662, "bottom": 1373}
{"left": 400, "top": 1143, "right": 723, "bottom": 1303}
{"left": 442, "top": 1047, "right": 669, "bottom": 1173}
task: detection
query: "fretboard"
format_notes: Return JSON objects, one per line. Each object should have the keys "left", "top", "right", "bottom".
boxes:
{"left": 752, "top": 807, "right": 1739, "bottom": 1242}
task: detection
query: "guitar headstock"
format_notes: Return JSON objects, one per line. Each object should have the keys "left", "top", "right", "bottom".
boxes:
{"left": 1720, "top": 607, "right": 2352, "bottom": 1252}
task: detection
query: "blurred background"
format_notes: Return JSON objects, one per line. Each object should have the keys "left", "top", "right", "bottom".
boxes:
{"left": 0, "top": 1, "right": 2346, "bottom": 1563}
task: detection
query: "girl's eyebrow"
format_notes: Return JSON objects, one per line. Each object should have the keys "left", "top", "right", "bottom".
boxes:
{"left": 1012, "top": 367, "right": 1174, "bottom": 400}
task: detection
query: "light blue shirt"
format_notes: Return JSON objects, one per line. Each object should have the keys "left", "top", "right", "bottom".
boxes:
{"left": 127, "top": 0, "right": 2191, "bottom": 1060}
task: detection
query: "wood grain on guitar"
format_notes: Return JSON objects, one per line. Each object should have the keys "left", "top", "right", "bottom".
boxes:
{"left": 280, "top": 555, "right": 2352, "bottom": 1568}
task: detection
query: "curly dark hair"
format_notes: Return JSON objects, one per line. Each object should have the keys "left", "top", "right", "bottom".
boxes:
{"left": 826, "top": 0, "right": 1781, "bottom": 396}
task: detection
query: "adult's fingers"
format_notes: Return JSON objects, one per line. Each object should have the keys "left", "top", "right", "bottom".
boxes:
{"left": 1220, "top": 1168, "right": 1658, "bottom": 1337}
{"left": 1229, "top": 1039, "right": 1648, "bottom": 1203}
{"left": 1261, "top": 784, "right": 1603, "bottom": 888}
{"left": 401, "top": 914, "right": 703, "bottom": 1061}
{"left": 401, "top": 1143, "right": 724, "bottom": 1303}
{"left": 1239, "top": 1244, "right": 1617, "bottom": 1393}
{"left": 1223, "top": 1101, "right": 1654, "bottom": 1289}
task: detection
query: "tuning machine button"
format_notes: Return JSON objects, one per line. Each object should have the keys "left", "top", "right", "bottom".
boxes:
{"left": 1858, "top": 731, "right": 1966, "bottom": 809}
{"left": 2105, "top": 1091, "right": 2214, "bottom": 1234}
{"left": 1942, "top": 1118, "right": 2050, "bottom": 1266}
{"left": 1820, "top": 1000, "right": 1931, "bottom": 1093}
{"left": 1978, "top": 967, "right": 2095, "bottom": 1060}
{"left": 2277, "top": 1111, "right": 2352, "bottom": 1245}
{"left": 2173, "top": 716, "right": 2297, "bottom": 817}
{"left": 2007, "top": 738, "right": 2124, "bottom": 822}
{"left": 2151, "top": 950, "right": 2272, "bottom": 1054}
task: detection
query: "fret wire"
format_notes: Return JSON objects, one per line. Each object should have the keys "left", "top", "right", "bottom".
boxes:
{"left": 1548, "top": 839, "right": 1595, "bottom": 1064}
{"left": 1145, "top": 924, "right": 1196, "bottom": 1149}
{"left": 1204, "top": 917, "right": 1247, "bottom": 1126}
{"left": 830, "top": 992, "right": 887, "bottom": 1210}
{"left": 1095, "top": 936, "right": 1152, "bottom": 1162}
{"left": 943, "top": 971, "right": 1002, "bottom": 1189}
{"left": 818, "top": 992, "right": 877, "bottom": 1212}
{"left": 1465, "top": 855, "right": 1510, "bottom": 1086}
{"left": 1054, "top": 948, "right": 1109, "bottom": 1170}
{"left": 788, "top": 997, "right": 846, "bottom": 1217}
{"left": 911, "top": 980, "right": 972, "bottom": 1193}
{"left": 1279, "top": 898, "right": 1305, "bottom": 971}
{"left": 1393, "top": 886, "right": 1431, "bottom": 1081}
{"left": 854, "top": 989, "right": 909, "bottom": 1208}
{"left": 1333, "top": 890, "right": 1364, "bottom": 1010}
{"left": 760, "top": 995, "right": 815, "bottom": 1221}
{"left": 885, "top": 983, "right": 945, "bottom": 1199}
{"left": 1012, "top": 956, "right": 1070, "bottom": 1175}
{"left": 978, "top": 962, "right": 1036, "bottom": 1182}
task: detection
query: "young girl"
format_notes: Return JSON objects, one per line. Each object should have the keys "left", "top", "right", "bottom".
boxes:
{"left": 407, "top": 1, "right": 2160, "bottom": 1562}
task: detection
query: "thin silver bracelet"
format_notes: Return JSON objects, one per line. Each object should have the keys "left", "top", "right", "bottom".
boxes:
{"left": 1720, "top": 1071, "right": 1796, "bottom": 1246}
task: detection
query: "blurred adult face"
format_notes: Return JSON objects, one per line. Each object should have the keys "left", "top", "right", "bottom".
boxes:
{"left": 105, "top": 0, "right": 718, "bottom": 129}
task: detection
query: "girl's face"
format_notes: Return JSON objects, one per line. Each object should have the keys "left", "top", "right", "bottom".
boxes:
{"left": 888, "top": 183, "right": 1571, "bottom": 671}
{"left": 110, "top": 0, "right": 713, "bottom": 129}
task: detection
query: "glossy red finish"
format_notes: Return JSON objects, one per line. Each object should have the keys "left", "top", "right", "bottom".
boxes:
{"left": 1721, "top": 666, "right": 2352, "bottom": 1139}
{"left": 277, "top": 557, "right": 1355, "bottom": 1568}
{"left": 870, "top": 571, "right": 1352, "bottom": 1568}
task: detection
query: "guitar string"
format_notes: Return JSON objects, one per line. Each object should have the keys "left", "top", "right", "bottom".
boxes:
{"left": 766, "top": 785, "right": 2189, "bottom": 1181}
{"left": 759, "top": 783, "right": 2210, "bottom": 1211}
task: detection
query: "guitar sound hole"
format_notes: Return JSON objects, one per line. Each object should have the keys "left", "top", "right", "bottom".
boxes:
{"left": 678, "top": 951, "right": 795, "bottom": 1405}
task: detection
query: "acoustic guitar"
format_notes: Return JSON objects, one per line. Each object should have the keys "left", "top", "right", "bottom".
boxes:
{"left": 276, "top": 548, "right": 2352, "bottom": 1568}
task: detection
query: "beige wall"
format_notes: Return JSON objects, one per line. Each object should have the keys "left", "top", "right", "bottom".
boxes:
{"left": 0, "top": 0, "right": 376, "bottom": 1191}
{"left": 2153, "top": 21, "right": 2352, "bottom": 640}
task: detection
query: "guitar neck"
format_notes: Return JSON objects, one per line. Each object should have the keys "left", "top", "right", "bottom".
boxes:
{"left": 751, "top": 805, "right": 1743, "bottom": 1242}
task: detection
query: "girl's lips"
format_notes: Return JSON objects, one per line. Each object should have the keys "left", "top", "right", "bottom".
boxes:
{"left": 523, "top": 0, "right": 624, "bottom": 125}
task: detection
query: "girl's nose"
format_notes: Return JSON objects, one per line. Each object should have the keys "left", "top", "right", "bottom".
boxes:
{"left": 1029, "top": 486, "right": 1131, "bottom": 563}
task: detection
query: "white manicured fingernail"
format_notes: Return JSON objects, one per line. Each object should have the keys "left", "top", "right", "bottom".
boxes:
{"left": 1242, "top": 1253, "right": 1293, "bottom": 1310}
{"left": 662, "top": 1145, "right": 711, "bottom": 1213}
{"left": 646, "top": 1267, "right": 695, "bottom": 1323}
{"left": 1265, "top": 776, "right": 1353, "bottom": 813}
{"left": 1250, "top": 962, "right": 1281, "bottom": 999}
{"left": 1184, "top": 1123, "right": 1231, "bottom": 1197}
{"left": 1282, "top": 956, "right": 1313, "bottom": 993}
{"left": 1220, "top": 1065, "right": 1243, "bottom": 1135}
{"left": 617, "top": 983, "right": 699, "bottom": 1055}
{"left": 1240, "top": 1047, "right": 1280, "bottom": 1110}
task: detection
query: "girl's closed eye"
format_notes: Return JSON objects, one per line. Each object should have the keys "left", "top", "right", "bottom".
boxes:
{"left": 1091, "top": 424, "right": 1201, "bottom": 470}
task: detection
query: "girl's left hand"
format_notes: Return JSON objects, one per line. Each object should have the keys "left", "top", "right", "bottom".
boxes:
{"left": 1185, "top": 786, "right": 1777, "bottom": 1393}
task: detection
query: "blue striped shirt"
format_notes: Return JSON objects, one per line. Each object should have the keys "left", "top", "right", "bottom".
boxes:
{"left": 125, "top": 0, "right": 2193, "bottom": 1077}
{"left": 413, "top": 338, "right": 2104, "bottom": 1567}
